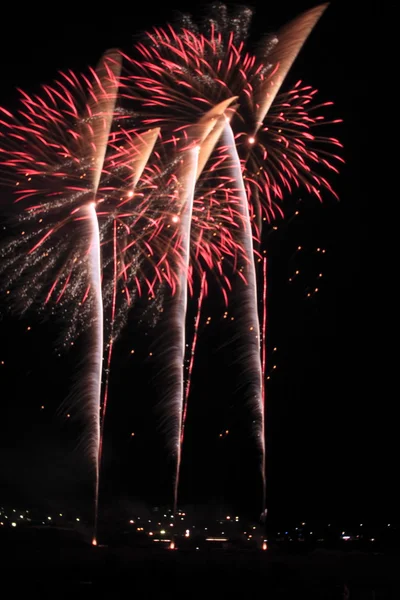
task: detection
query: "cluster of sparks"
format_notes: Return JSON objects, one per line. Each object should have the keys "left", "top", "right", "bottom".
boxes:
{"left": 0, "top": 3, "right": 342, "bottom": 540}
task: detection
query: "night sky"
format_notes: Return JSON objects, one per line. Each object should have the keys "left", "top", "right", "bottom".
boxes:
{"left": 0, "top": 1, "right": 385, "bottom": 527}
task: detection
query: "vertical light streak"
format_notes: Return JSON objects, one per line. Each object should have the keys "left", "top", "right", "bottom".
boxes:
{"left": 182, "top": 270, "right": 207, "bottom": 444}
{"left": 87, "top": 51, "right": 121, "bottom": 545}
{"left": 96, "top": 219, "right": 117, "bottom": 526}
{"left": 87, "top": 202, "right": 103, "bottom": 547}
{"left": 223, "top": 120, "right": 265, "bottom": 513}
{"left": 173, "top": 145, "right": 199, "bottom": 515}
{"left": 261, "top": 256, "right": 267, "bottom": 513}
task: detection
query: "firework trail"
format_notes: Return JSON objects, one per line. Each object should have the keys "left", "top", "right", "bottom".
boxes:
{"left": 261, "top": 256, "right": 267, "bottom": 514}
{"left": 97, "top": 126, "right": 160, "bottom": 541}
{"left": 254, "top": 4, "right": 329, "bottom": 128}
{"left": 72, "top": 51, "right": 122, "bottom": 545}
{"left": 182, "top": 270, "right": 207, "bottom": 444}
{"left": 172, "top": 145, "right": 199, "bottom": 515}
{"left": 98, "top": 126, "right": 160, "bottom": 421}
{"left": 87, "top": 203, "right": 104, "bottom": 546}
{"left": 74, "top": 50, "right": 122, "bottom": 545}
{"left": 223, "top": 120, "right": 265, "bottom": 511}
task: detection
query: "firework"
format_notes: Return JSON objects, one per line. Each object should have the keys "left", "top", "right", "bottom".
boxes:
{"left": 120, "top": 4, "right": 342, "bottom": 225}
{"left": 0, "top": 2, "right": 342, "bottom": 529}
{"left": 0, "top": 51, "right": 181, "bottom": 537}
{"left": 117, "top": 3, "right": 341, "bottom": 514}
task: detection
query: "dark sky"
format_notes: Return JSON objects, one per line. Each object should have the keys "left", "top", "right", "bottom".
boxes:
{"left": 0, "top": 1, "right": 384, "bottom": 527}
